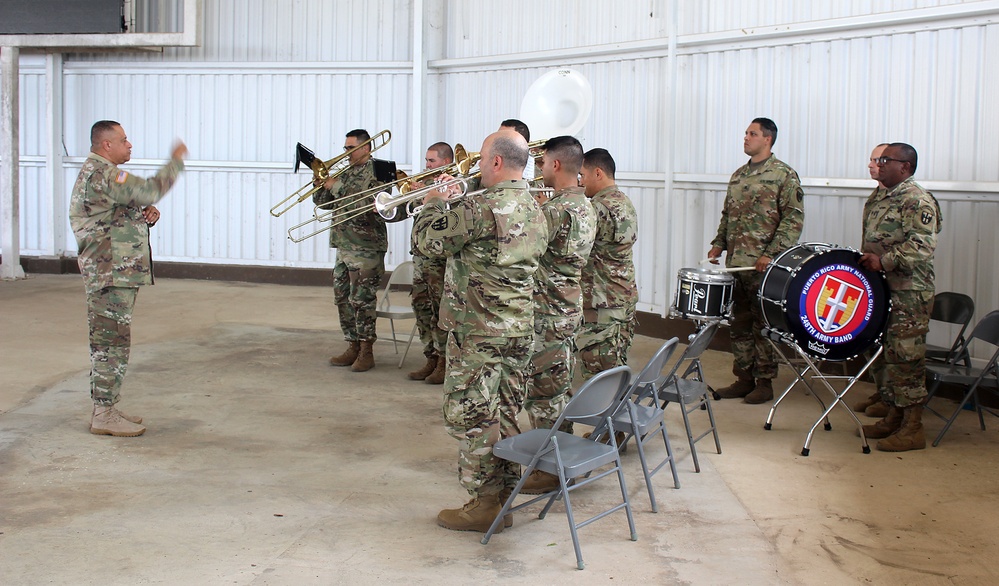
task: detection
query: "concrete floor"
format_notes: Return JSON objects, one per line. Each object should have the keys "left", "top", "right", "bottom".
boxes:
{"left": 1, "top": 274, "right": 997, "bottom": 585}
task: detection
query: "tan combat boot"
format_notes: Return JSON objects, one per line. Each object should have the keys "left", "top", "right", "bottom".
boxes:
{"left": 351, "top": 341, "right": 375, "bottom": 372}
{"left": 90, "top": 404, "right": 146, "bottom": 437}
{"left": 877, "top": 404, "right": 926, "bottom": 452}
{"left": 715, "top": 367, "right": 755, "bottom": 399}
{"left": 329, "top": 341, "right": 360, "bottom": 366}
{"left": 852, "top": 391, "right": 882, "bottom": 413}
{"left": 499, "top": 488, "right": 514, "bottom": 528}
{"left": 859, "top": 405, "right": 903, "bottom": 439}
{"left": 437, "top": 494, "right": 504, "bottom": 533}
{"left": 864, "top": 401, "right": 890, "bottom": 418}
{"left": 408, "top": 353, "right": 438, "bottom": 380}
{"left": 520, "top": 470, "right": 561, "bottom": 495}
{"left": 744, "top": 378, "right": 774, "bottom": 404}
{"left": 424, "top": 354, "right": 446, "bottom": 384}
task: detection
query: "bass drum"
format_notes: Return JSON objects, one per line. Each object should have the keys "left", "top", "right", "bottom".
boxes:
{"left": 759, "top": 243, "right": 890, "bottom": 361}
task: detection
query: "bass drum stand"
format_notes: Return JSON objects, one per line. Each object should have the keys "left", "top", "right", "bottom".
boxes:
{"left": 761, "top": 328, "right": 882, "bottom": 456}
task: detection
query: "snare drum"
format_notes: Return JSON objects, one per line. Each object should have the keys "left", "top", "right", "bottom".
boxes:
{"left": 759, "top": 243, "right": 890, "bottom": 361}
{"left": 673, "top": 267, "right": 735, "bottom": 320}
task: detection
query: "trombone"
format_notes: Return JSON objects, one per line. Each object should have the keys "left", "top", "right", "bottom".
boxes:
{"left": 371, "top": 173, "right": 553, "bottom": 222}
{"left": 269, "top": 129, "right": 391, "bottom": 217}
{"left": 311, "top": 143, "right": 482, "bottom": 225}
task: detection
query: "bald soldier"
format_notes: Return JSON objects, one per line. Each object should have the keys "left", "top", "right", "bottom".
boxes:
{"left": 69, "top": 120, "right": 187, "bottom": 437}
{"left": 415, "top": 130, "right": 547, "bottom": 533}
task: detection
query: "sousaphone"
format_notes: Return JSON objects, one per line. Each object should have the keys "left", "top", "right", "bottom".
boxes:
{"left": 519, "top": 68, "right": 593, "bottom": 139}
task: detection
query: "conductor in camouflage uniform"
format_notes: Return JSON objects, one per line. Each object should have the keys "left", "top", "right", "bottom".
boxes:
{"left": 709, "top": 117, "right": 804, "bottom": 404}
{"left": 416, "top": 130, "right": 547, "bottom": 533}
{"left": 859, "top": 143, "right": 941, "bottom": 452}
{"left": 407, "top": 142, "right": 454, "bottom": 384}
{"left": 69, "top": 120, "right": 187, "bottom": 437}
{"left": 577, "top": 148, "right": 638, "bottom": 379}
{"left": 520, "top": 136, "right": 596, "bottom": 495}
{"left": 314, "top": 129, "right": 397, "bottom": 372}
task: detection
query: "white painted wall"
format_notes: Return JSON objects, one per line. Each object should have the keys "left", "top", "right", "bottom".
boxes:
{"left": 5, "top": 0, "right": 998, "bottom": 352}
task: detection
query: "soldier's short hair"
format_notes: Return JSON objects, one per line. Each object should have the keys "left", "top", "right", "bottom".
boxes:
{"left": 429, "top": 141, "right": 454, "bottom": 163}
{"left": 90, "top": 120, "right": 121, "bottom": 146}
{"left": 583, "top": 148, "right": 616, "bottom": 179}
{"left": 752, "top": 117, "right": 779, "bottom": 146}
{"left": 500, "top": 119, "right": 530, "bottom": 142}
{"left": 490, "top": 134, "right": 529, "bottom": 171}
{"left": 543, "top": 136, "right": 583, "bottom": 175}
{"left": 345, "top": 129, "right": 371, "bottom": 143}
{"left": 888, "top": 142, "right": 918, "bottom": 174}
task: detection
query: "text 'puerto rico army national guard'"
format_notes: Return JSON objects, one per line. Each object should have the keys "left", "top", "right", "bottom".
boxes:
{"left": 69, "top": 120, "right": 188, "bottom": 437}
{"left": 415, "top": 130, "right": 548, "bottom": 534}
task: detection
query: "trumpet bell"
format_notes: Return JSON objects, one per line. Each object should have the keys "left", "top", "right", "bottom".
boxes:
{"left": 519, "top": 68, "right": 593, "bottom": 139}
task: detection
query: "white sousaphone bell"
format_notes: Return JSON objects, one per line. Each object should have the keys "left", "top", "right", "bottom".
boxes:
{"left": 519, "top": 68, "right": 593, "bottom": 139}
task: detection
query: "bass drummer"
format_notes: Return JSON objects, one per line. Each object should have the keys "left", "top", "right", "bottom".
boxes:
{"left": 708, "top": 117, "right": 805, "bottom": 404}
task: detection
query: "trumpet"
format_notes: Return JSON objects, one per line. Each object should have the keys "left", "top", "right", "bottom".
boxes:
{"left": 269, "top": 129, "right": 391, "bottom": 217}
{"left": 312, "top": 142, "right": 481, "bottom": 224}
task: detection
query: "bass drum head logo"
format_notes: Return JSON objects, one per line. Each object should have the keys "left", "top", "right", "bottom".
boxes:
{"left": 798, "top": 264, "right": 875, "bottom": 347}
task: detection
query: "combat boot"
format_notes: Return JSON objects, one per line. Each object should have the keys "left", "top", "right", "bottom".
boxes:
{"left": 877, "top": 405, "right": 926, "bottom": 452}
{"left": 864, "top": 400, "right": 890, "bottom": 418}
{"left": 520, "top": 470, "right": 561, "bottom": 495}
{"left": 351, "top": 341, "right": 375, "bottom": 372}
{"left": 715, "top": 367, "right": 755, "bottom": 399}
{"left": 90, "top": 404, "right": 146, "bottom": 437}
{"left": 858, "top": 405, "right": 903, "bottom": 439}
{"left": 408, "top": 353, "right": 438, "bottom": 380}
{"left": 437, "top": 494, "right": 504, "bottom": 533}
{"left": 744, "top": 379, "right": 774, "bottom": 404}
{"left": 424, "top": 354, "right": 446, "bottom": 385}
{"left": 852, "top": 391, "right": 882, "bottom": 413}
{"left": 329, "top": 341, "right": 360, "bottom": 367}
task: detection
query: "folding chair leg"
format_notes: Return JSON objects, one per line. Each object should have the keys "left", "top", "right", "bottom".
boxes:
{"left": 389, "top": 320, "right": 400, "bottom": 353}
{"left": 933, "top": 387, "right": 983, "bottom": 447}
{"left": 704, "top": 397, "right": 722, "bottom": 454}
{"left": 680, "top": 400, "right": 701, "bottom": 473}
{"left": 630, "top": 423, "right": 659, "bottom": 512}
{"left": 398, "top": 323, "right": 418, "bottom": 368}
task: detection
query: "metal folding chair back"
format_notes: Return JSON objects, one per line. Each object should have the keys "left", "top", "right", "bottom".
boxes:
{"left": 927, "top": 292, "right": 975, "bottom": 367}
{"left": 657, "top": 321, "right": 722, "bottom": 472}
{"left": 925, "top": 310, "right": 999, "bottom": 446}
{"left": 375, "top": 260, "right": 418, "bottom": 366}
{"left": 482, "top": 366, "right": 637, "bottom": 570}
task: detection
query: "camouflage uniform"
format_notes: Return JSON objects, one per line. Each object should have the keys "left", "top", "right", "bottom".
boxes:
{"left": 314, "top": 160, "right": 388, "bottom": 342}
{"left": 578, "top": 185, "right": 639, "bottom": 379}
{"left": 415, "top": 179, "right": 547, "bottom": 497}
{"left": 711, "top": 154, "right": 804, "bottom": 380}
{"left": 69, "top": 152, "right": 184, "bottom": 406}
{"left": 411, "top": 231, "right": 448, "bottom": 359}
{"left": 862, "top": 177, "right": 941, "bottom": 407}
{"left": 526, "top": 186, "right": 596, "bottom": 431}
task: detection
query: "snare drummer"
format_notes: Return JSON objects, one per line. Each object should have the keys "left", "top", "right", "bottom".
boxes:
{"left": 708, "top": 118, "right": 804, "bottom": 404}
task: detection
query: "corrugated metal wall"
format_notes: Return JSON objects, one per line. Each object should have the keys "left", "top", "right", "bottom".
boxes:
{"left": 8, "top": 0, "right": 999, "bottom": 352}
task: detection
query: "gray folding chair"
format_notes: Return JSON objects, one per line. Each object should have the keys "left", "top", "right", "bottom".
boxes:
{"left": 375, "top": 260, "right": 418, "bottom": 367}
{"left": 656, "top": 322, "right": 722, "bottom": 472}
{"left": 924, "top": 310, "right": 999, "bottom": 447}
{"left": 926, "top": 292, "right": 975, "bottom": 368}
{"left": 585, "top": 337, "right": 682, "bottom": 512}
{"left": 482, "top": 366, "right": 637, "bottom": 570}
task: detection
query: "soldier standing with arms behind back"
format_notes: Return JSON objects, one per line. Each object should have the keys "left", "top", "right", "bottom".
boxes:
{"left": 858, "top": 143, "right": 941, "bottom": 452}
{"left": 709, "top": 117, "right": 804, "bottom": 405}
{"left": 576, "top": 148, "right": 638, "bottom": 379}
{"left": 70, "top": 120, "right": 187, "bottom": 437}
{"left": 416, "top": 130, "right": 547, "bottom": 533}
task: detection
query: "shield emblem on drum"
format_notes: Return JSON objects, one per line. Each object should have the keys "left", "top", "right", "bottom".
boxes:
{"left": 815, "top": 275, "right": 865, "bottom": 335}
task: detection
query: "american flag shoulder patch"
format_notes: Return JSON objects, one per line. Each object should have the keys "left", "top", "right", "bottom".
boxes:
{"left": 115, "top": 171, "right": 129, "bottom": 184}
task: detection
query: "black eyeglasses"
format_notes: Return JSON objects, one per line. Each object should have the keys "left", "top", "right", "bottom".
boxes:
{"left": 875, "top": 156, "right": 907, "bottom": 166}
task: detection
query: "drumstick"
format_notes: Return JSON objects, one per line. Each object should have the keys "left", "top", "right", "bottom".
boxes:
{"left": 698, "top": 259, "right": 757, "bottom": 272}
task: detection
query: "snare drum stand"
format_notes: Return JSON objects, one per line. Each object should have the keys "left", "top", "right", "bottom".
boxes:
{"left": 761, "top": 328, "right": 882, "bottom": 456}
